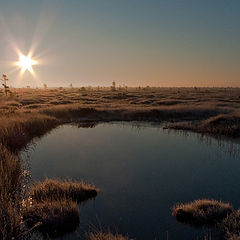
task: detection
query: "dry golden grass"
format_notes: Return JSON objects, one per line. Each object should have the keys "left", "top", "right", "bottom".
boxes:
{"left": 0, "top": 145, "right": 24, "bottom": 239}
{"left": 30, "top": 178, "right": 98, "bottom": 203}
{"left": 0, "top": 198, "right": 23, "bottom": 239}
{"left": 227, "top": 235, "right": 240, "bottom": 240}
{"left": 0, "top": 87, "right": 240, "bottom": 239}
{"left": 87, "top": 231, "right": 132, "bottom": 240}
{"left": 172, "top": 199, "right": 233, "bottom": 227}
{"left": 2, "top": 87, "right": 239, "bottom": 112}
{"left": 20, "top": 179, "right": 97, "bottom": 238}
{"left": 23, "top": 200, "right": 80, "bottom": 238}
{"left": 218, "top": 209, "right": 240, "bottom": 240}
{"left": 169, "top": 114, "right": 240, "bottom": 137}
{"left": 0, "top": 113, "right": 59, "bottom": 151}
{"left": 0, "top": 87, "right": 239, "bottom": 137}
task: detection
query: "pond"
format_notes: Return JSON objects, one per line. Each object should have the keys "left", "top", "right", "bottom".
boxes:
{"left": 21, "top": 122, "right": 240, "bottom": 240}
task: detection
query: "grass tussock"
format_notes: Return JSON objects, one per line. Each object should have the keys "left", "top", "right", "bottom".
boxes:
{"left": 87, "top": 231, "right": 132, "bottom": 240}
{"left": 169, "top": 114, "right": 240, "bottom": 137}
{"left": 199, "top": 114, "right": 240, "bottom": 137}
{"left": 227, "top": 234, "right": 240, "bottom": 240}
{"left": 0, "top": 145, "right": 25, "bottom": 239}
{"left": 172, "top": 199, "right": 233, "bottom": 226}
{"left": 24, "top": 179, "right": 97, "bottom": 237}
{"left": 0, "top": 144, "right": 22, "bottom": 198}
{"left": 220, "top": 210, "right": 240, "bottom": 240}
{"left": 30, "top": 178, "right": 98, "bottom": 203}
{"left": 0, "top": 113, "right": 59, "bottom": 151}
{"left": 0, "top": 199, "right": 24, "bottom": 239}
{"left": 23, "top": 200, "right": 80, "bottom": 238}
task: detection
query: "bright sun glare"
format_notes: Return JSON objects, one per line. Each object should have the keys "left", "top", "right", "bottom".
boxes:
{"left": 16, "top": 53, "right": 37, "bottom": 74}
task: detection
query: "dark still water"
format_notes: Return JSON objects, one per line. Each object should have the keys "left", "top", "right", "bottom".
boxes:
{"left": 21, "top": 122, "right": 240, "bottom": 240}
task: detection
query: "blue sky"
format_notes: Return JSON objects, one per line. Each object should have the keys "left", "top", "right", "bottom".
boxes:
{"left": 0, "top": 0, "right": 239, "bottom": 87}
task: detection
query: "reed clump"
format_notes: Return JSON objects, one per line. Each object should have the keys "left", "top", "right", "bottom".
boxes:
{"left": 0, "top": 113, "right": 59, "bottom": 152}
{"left": 172, "top": 199, "right": 233, "bottom": 226}
{"left": 169, "top": 114, "right": 240, "bottom": 138}
{"left": 199, "top": 114, "right": 240, "bottom": 137}
{"left": 23, "top": 200, "right": 80, "bottom": 238}
{"left": 0, "top": 198, "right": 24, "bottom": 239}
{"left": 220, "top": 210, "right": 240, "bottom": 240}
{"left": 0, "top": 145, "right": 25, "bottom": 239}
{"left": 30, "top": 178, "right": 98, "bottom": 203}
{"left": 87, "top": 231, "right": 132, "bottom": 240}
{"left": 22, "top": 179, "right": 97, "bottom": 237}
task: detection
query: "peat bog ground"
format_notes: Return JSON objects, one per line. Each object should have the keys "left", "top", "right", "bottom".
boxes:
{"left": 1, "top": 87, "right": 240, "bottom": 239}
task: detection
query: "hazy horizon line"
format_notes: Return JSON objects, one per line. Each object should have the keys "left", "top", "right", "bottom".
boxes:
{"left": 5, "top": 85, "right": 240, "bottom": 89}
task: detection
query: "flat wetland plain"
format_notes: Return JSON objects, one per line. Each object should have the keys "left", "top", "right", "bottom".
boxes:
{"left": 1, "top": 87, "right": 240, "bottom": 240}
{"left": 1, "top": 87, "right": 240, "bottom": 138}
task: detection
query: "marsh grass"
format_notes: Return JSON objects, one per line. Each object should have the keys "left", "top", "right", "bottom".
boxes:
{"left": 1, "top": 88, "right": 240, "bottom": 239}
{"left": 220, "top": 210, "right": 240, "bottom": 240}
{"left": 18, "top": 179, "right": 98, "bottom": 237}
{"left": 227, "top": 234, "right": 240, "bottom": 240}
{"left": 23, "top": 200, "right": 80, "bottom": 238}
{"left": 0, "top": 145, "right": 26, "bottom": 239}
{"left": 169, "top": 114, "right": 240, "bottom": 138}
{"left": 87, "top": 231, "right": 132, "bottom": 240}
{"left": 0, "top": 113, "right": 59, "bottom": 152}
{"left": 173, "top": 200, "right": 240, "bottom": 239}
{"left": 0, "top": 144, "right": 22, "bottom": 198}
{"left": 30, "top": 178, "right": 98, "bottom": 203}
{"left": 172, "top": 199, "right": 233, "bottom": 227}
{"left": 1, "top": 87, "right": 240, "bottom": 138}
{"left": 0, "top": 198, "right": 23, "bottom": 239}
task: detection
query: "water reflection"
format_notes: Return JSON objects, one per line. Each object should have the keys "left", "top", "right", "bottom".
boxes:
{"left": 75, "top": 122, "right": 98, "bottom": 129}
{"left": 72, "top": 121, "right": 240, "bottom": 159}
{"left": 161, "top": 127, "right": 240, "bottom": 159}
{"left": 21, "top": 122, "right": 240, "bottom": 240}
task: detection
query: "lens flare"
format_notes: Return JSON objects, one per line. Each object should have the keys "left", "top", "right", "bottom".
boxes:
{"left": 16, "top": 52, "right": 37, "bottom": 74}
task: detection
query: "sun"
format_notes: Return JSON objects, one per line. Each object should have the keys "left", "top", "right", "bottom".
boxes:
{"left": 16, "top": 53, "right": 37, "bottom": 74}
{"left": 13, "top": 50, "right": 42, "bottom": 87}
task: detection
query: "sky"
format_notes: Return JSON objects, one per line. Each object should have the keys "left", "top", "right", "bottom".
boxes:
{"left": 0, "top": 0, "right": 239, "bottom": 88}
